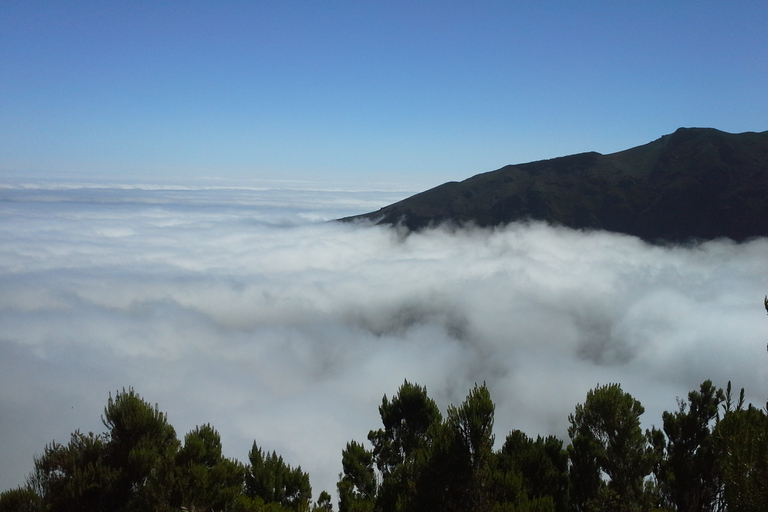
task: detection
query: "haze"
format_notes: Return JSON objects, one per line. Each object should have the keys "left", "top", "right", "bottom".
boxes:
{"left": 1, "top": 183, "right": 766, "bottom": 498}
{"left": 1, "top": 1, "right": 768, "bottom": 503}
{"left": 2, "top": 2, "right": 767, "bottom": 185}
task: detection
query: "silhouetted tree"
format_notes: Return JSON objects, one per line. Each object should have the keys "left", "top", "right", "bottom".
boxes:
{"left": 174, "top": 423, "right": 245, "bottom": 511}
{"left": 412, "top": 383, "right": 495, "bottom": 512}
{"left": 568, "top": 383, "right": 655, "bottom": 512}
{"left": 714, "top": 383, "right": 768, "bottom": 512}
{"left": 101, "top": 388, "right": 180, "bottom": 511}
{"left": 368, "top": 380, "right": 441, "bottom": 512}
{"left": 28, "top": 430, "right": 114, "bottom": 512}
{"left": 337, "top": 441, "right": 377, "bottom": 512}
{"left": 0, "top": 486, "right": 42, "bottom": 512}
{"left": 28, "top": 388, "right": 180, "bottom": 512}
{"left": 652, "top": 380, "right": 724, "bottom": 512}
{"left": 245, "top": 442, "right": 312, "bottom": 512}
{"left": 313, "top": 490, "right": 334, "bottom": 512}
{"left": 496, "top": 431, "right": 569, "bottom": 512}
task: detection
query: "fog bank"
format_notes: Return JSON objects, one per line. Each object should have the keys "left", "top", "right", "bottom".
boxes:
{"left": 1, "top": 182, "right": 766, "bottom": 499}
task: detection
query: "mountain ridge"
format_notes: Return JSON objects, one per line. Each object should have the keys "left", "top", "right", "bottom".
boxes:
{"left": 341, "top": 128, "right": 768, "bottom": 242}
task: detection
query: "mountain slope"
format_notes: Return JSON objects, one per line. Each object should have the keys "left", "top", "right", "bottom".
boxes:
{"left": 341, "top": 128, "right": 768, "bottom": 242}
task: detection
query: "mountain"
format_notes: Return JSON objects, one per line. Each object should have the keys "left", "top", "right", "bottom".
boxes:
{"left": 341, "top": 128, "right": 768, "bottom": 242}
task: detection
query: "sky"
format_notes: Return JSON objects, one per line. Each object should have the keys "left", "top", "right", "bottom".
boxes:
{"left": 1, "top": 1, "right": 767, "bottom": 187}
{"left": 1, "top": 1, "right": 768, "bottom": 505}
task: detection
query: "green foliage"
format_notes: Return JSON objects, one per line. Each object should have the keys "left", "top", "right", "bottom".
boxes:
{"left": 369, "top": 380, "right": 442, "bottom": 476}
{"left": 246, "top": 442, "right": 312, "bottom": 512}
{"left": 101, "top": 387, "right": 180, "bottom": 511}
{"left": 0, "top": 486, "right": 42, "bottom": 512}
{"left": 714, "top": 393, "right": 768, "bottom": 512}
{"left": 445, "top": 382, "right": 496, "bottom": 511}
{"left": 496, "top": 431, "right": 569, "bottom": 512}
{"left": 17, "top": 387, "right": 322, "bottom": 512}
{"left": 337, "top": 441, "right": 376, "bottom": 512}
{"left": 175, "top": 423, "right": 245, "bottom": 511}
{"left": 448, "top": 383, "right": 495, "bottom": 472}
{"left": 234, "top": 494, "right": 302, "bottom": 512}
{"left": 568, "top": 383, "right": 654, "bottom": 512}
{"left": 26, "top": 388, "right": 183, "bottom": 512}
{"left": 653, "top": 380, "right": 724, "bottom": 512}
{"left": 8, "top": 377, "right": 768, "bottom": 511}
{"left": 407, "top": 383, "right": 497, "bottom": 512}
{"left": 29, "top": 430, "right": 116, "bottom": 512}
{"left": 367, "top": 380, "right": 441, "bottom": 512}
{"left": 313, "top": 490, "right": 334, "bottom": 512}
{"left": 342, "top": 381, "right": 568, "bottom": 512}
{"left": 411, "top": 418, "right": 469, "bottom": 512}
{"left": 566, "top": 429, "right": 602, "bottom": 512}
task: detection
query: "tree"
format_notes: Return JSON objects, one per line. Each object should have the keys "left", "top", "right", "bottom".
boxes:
{"left": 714, "top": 383, "right": 768, "bottom": 512}
{"left": 412, "top": 383, "right": 496, "bottom": 512}
{"left": 29, "top": 430, "right": 115, "bottom": 512}
{"left": 27, "top": 388, "right": 181, "bottom": 512}
{"left": 449, "top": 383, "right": 495, "bottom": 473}
{"left": 567, "top": 383, "right": 654, "bottom": 512}
{"left": 0, "top": 486, "right": 42, "bottom": 512}
{"left": 566, "top": 427, "right": 602, "bottom": 512}
{"left": 312, "top": 490, "right": 334, "bottom": 512}
{"left": 652, "top": 380, "right": 724, "bottom": 512}
{"left": 495, "top": 431, "right": 569, "bottom": 512}
{"left": 174, "top": 423, "right": 245, "bottom": 511}
{"left": 337, "top": 441, "right": 377, "bottom": 512}
{"left": 101, "top": 387, "right": 180, "bottom": 511}
{"left": 369, "top": 381, "right": 442, "bottom": 474}
{"left": 368, "top": 380, "right": 441, "bottom": 511}
{"left": 245, "top": 442, "right": 312, "bottom": 512}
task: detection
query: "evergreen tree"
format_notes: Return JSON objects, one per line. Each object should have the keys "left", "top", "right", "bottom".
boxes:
{"left": 496, "top": 431, "right": 569, "bottom": 512}
{"left": 413, "top": 383, "right": 495, "bottom": 512}
{"left": 100, "top": 387, "right": 180, "bottom": 511}
{"left": 313, "top": 490, "right": 334, "bottom": 512}
{"left": 245, "top": 442, "right": 312, "bottom": 512}
{"left": 447, "top": 382, "right": 495, "bottom": 511}
{"left": 714, "top": 383, "right": 768, "bottom": 512}
{"left": 568, "top": 383, "right": 654, "bottom": 512}
{"left": 653, "top": 380, "right": 724, "bottom": 512}
{"left": 28, "top": 430, "right": 115, "bottom": 512}
{"left": 337, "top": 441, "right": 377, "bottom": 512}
{"left": 29, "top": 388, "right": 180, "bottom": 512}
{"left": 368, "top": 380, "right": 441, "bottom": 512}
{"left": 0, "top": 486, "right": 42, "bottom": 512}
{"left": 174, "top": 423, "right": 245, "bottom": 511}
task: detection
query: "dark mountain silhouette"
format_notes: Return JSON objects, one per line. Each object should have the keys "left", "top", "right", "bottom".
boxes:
{"left": 341, "top": 128, "right": 768, "bottom": 242}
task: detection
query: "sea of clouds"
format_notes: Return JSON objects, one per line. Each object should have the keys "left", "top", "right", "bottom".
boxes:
{"left": 1, "top": 179, "right": 767, "bottom": 500}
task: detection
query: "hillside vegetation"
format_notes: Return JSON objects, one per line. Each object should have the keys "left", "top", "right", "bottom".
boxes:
{"left": 2, "top": 380, "right": 767, "bottom": 512}
{"left": 343, "top": 128, "right": 768, "bottom": 242}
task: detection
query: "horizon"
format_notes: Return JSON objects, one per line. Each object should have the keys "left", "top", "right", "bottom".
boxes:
{"left": 2, "top": 1, "right": 768, "bottom": 504}
{"left": 2, "top": 2, "right": 767, "bottom": 187}
{"left": 1, "top": 183, "right": 767, "bottom": 499}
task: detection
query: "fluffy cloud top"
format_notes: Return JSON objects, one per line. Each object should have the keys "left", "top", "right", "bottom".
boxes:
{"left": 1, "top": 182, "right": 766, "bottom": 499}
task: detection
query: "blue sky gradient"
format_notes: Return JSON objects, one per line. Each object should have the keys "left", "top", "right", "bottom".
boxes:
{"left": 1, "top": 1, "right": 767, "bottom": 186}
{"left": 2, "top": 3, "right": 768, "bottom": 497}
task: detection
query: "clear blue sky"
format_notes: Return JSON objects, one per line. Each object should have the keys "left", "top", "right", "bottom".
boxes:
{"left": 1, "top": 1, "right": 766, "bottom": 187}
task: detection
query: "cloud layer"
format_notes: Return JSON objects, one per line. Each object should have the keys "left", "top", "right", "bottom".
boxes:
{"left": 1, "top": 182, "right": 767, "bottom": 499}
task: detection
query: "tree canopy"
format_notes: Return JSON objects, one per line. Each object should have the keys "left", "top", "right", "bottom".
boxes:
{"left": 2, "top": 388, "right": 325, "bottom": 512}
{"left": 3, "top": 380, "right": 768, "bottom": 512}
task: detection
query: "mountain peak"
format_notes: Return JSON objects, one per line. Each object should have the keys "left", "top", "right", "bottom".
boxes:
{"left": 341, "top": 128, "right": 768, "bottom": 242}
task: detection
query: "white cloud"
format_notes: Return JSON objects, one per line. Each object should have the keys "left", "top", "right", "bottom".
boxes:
{"left": 1, "top": 182, "right": 767, "bottom": 500}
